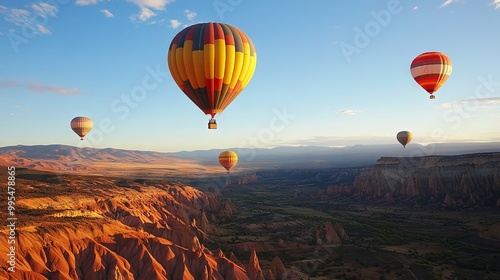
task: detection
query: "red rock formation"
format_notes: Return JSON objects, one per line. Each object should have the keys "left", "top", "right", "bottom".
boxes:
{"left": 247, "top": 249, "right": 264, "bottom": 280}
{"left": 229, "top": 252, "right": 245, "bottom": 269}
{"left": 237, "top": 173, "right": 258, "bottom": 185}
{"left": 334, "top": 223, "right": 349, "bottom": 241}
{"left": 328, "top": 153, "right": 500, "bottom": 207}
{"left": 0, "top": 170, "right": 255, "bottom": 279}
{"left": 269, "top": 256, "right": 287, "bottom": 280}
{"left": 263, "top": 269, "right": 275, "bottom": 280}
{"left": 324, "top": 222, "right": 341, "bottom": 245}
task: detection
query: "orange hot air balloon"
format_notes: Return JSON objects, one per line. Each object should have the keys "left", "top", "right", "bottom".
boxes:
{"left": 71, "top": 116, "right": 93, "bottom": 140}
{"left": 219, "top": 151, "right": 238, "bottom": 173}
{"left": 397, "top": 131, "right": 412, "bottom": 148}
{"left": 410, "top": 52, "right": 452, "bottom": 99}
{"left": 167, "top": 22, "right": 257, "bottom": 129}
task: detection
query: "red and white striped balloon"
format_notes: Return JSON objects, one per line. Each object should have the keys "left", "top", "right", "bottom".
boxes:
{"left": 410, "top": 52, "right": 452, "bottom": 99}
{"left": 70, "top": 116, "right": 93, "bottom": 140}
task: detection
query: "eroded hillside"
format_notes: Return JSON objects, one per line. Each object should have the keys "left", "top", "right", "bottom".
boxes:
{"left": 0, "top": 168, "right": 249, "bottom": 279}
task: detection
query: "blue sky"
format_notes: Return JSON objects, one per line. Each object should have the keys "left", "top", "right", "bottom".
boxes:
{"left": 1, "top": 0, "right": 499, "bottom": 152}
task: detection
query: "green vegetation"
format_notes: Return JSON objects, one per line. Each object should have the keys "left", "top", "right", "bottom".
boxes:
{"left": 200, "top": 168, "right": 500, "bottom": 279}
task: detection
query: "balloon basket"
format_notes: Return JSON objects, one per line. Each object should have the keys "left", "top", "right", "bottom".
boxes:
{"left": 208, "top": 123, "right": 217, "bottom": 129}
{"left": 429, "top": 95, "right": 435, "bottom": 99}
{"left": 208, "top": 118, "right": 217, "bottom": 129}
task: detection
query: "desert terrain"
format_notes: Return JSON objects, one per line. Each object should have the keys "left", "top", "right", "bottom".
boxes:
{"left": 1, "top": 145, "right": 499, "bottom": 279}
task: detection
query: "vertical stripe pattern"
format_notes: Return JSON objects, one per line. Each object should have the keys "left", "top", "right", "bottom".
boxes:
{"left": 218, "top": 150, "right": 238, "bottom": 172}
{"left": 168, "top": 23, "right": 257, "bottom": 117}
{"left": 410, "top": 52, "right": 452, "bottom": 98}
{"left": 70, "top": 116, "right": 93, "bottom": 140}
{"left": 396, "top": 131, "right": 412, "bottom": 148}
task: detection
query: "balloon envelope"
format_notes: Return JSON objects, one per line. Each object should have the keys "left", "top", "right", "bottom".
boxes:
{"left": 167, "top": 22, "right": 257, "bottom": 119}
{"left": 410, "top": 52, "right": 452, "bottom": 99}
{"left": 219, "top": 150, "right": 238, "bottom": 172}
{"left": 397, "top": 131, "right": 412, "bottom": 148}
{"left": 71, "top": 116, "right": 93, "bottom": 140}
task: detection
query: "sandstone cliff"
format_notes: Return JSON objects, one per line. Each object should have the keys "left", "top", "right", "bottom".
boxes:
{"left": 327, "top": 153, "right": 500, "bottom": 207}
{"left": 0, "top": 170, "right": 248, "bottom": 279}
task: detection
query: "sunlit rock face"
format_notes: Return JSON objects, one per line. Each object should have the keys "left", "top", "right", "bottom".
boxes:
{"left": 0, "top": 171, "right": 250, "bottom": 280}
{"left": 328, "top": 153, "right": 500, "bottom": 207}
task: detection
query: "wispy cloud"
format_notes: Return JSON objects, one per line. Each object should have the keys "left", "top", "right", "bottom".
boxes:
{"left": 169, "top": 19, "right": 181, "bottom": 28}
{"left": 75, "top": 0, "right": 102, "bottom": 6}
{"left": 492, "top": 0, "right": 500, "bottom": 9}
{"left": 0, "top": 3, "right": 58, "bottom": 35}
{"left": 440, "top": 0, "right": 458, "bottom": 8}
{"left": 131, "top": 7, "right": 157, "bottom": 22}
{"left": 128, "top": 0, "right": 174, "bottom": 23}
{"left": 128, "top": 0, "right": 173, "bottom": 10}
{"left": 31, "top": 2, "right": 58, "bottom": 17}
{"left": 336, "top": 109, "right": 360, "bottom": 116}
{"left": 413, "top": 6, "right": 419, "bottom": 10}
{"left": 441, "top": 97, "right": 500, "bottom": 109}
{"left": 37, "top": 24, "right": 51, "bottom": 34}
{"left": 100, "top": 9, "right": 114, "bottom": 18}
{"left": 0, "top": 79, "right": 82, "bottom": 96}
{"left": 184, "top": 9, "right": 196, "bottom": 21}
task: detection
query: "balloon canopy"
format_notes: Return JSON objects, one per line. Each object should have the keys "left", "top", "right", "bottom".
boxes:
{"left": 71, "top": 116, "right": 93, "bottom": 140}
{"left": 218, "top": 150, "right": 238, "bottom": 173}
{"left": 396, "top": 131, "right": 413, "bottom": 148}
{"left": 167, "top": 22, "right": 257, "bottom": 128}
{"left": 410, "top": 52, "right": 452, "bottom": 99}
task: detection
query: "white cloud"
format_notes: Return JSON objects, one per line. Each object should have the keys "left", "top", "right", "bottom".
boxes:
{"left": 493, "top": 0, "right": 500, "bottom": 9}
{"left": 413, "top": 6, "right": 419, "bottom": 10}
{"left": 169, "top": 19, "right": 181, "bottom": 28}
{"left": 32, "top": 2, "right": 58, "bottom": 17}
{"left": 441, "top": 97, "right": 500, "bottom": 109}
{"left": 100, "top": 9, "right": 114, "bottom": 18}
{"left": 137, "top": 7, "right": 156, "bottom": 21}
{"left": 75, "top": 0, "right": 102, "bottom": 6}
{"left": 37, "top": 24, "right": 51, "bottom": 34}
{"left": 128, "top": 0, "right": 174, "bottom": 10}
{"left": 0, "top": 4, "right": 58, "bottom": 36}
{"left": 0, "top": 79, "right": 82, "bottom": 95}
{"left": 1, "top": 8, "right": 31, "bottom": 27}
{"left": 184, "top": 9, "right": 196, "bottom": 21}
{"left": 336, "top": 109, "right": 360, "bottom": 116}
{"left": 127, "top": 0, "right": 175, "bottom": 23}
{"left": 440, "top": 0, "right": 458, "bottom": 8}
{"left": 148, "top": 18, "right": 165, "bottom": 25}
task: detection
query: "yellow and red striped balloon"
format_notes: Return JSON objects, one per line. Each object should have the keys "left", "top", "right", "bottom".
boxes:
{"left": 219, "top": 150, "right": 238, "bottom": 173}
{"left": 410, "top": 52, "right": 452, "bottom": 99}
{"left": 70, "top": 116, "right": 93, "bottom": 140}
{"left": 167, "top": 22, "right": 257, "bottom": 124}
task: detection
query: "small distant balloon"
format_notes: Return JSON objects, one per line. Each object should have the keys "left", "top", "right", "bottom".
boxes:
{"left": 397, "top": 131, "right": 412, "bottom": 148}
{"left": 410, "top": 52, "right": 452, "bottom": 99}
{"left": 71, "top": 116, "right": 93, "bottom": 140}
{"left": 219, "top": 150, "right": 238, "bottom": 173}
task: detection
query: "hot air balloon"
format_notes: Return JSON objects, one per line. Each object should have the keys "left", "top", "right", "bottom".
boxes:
{"left": 410, "top": 52, "right": 452, "bottom": 99}
{"left": 397, "top": 131, "right": 412, "bottom": 148}
{"left": 167, "top": 22, "right": 257, "bottom": 129}
{"left": 70, "top": 116, "right": 93, "bottom": 140}
{"left": 219, "top": 150, "right": 238, "bottom": 173}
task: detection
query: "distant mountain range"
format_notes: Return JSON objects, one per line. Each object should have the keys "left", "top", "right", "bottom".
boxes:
{"left": 171, "top": 142, "right": 500, "bottom": 168}
{"left": 0, "top": 142, "right": 499, "bottom": 175}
